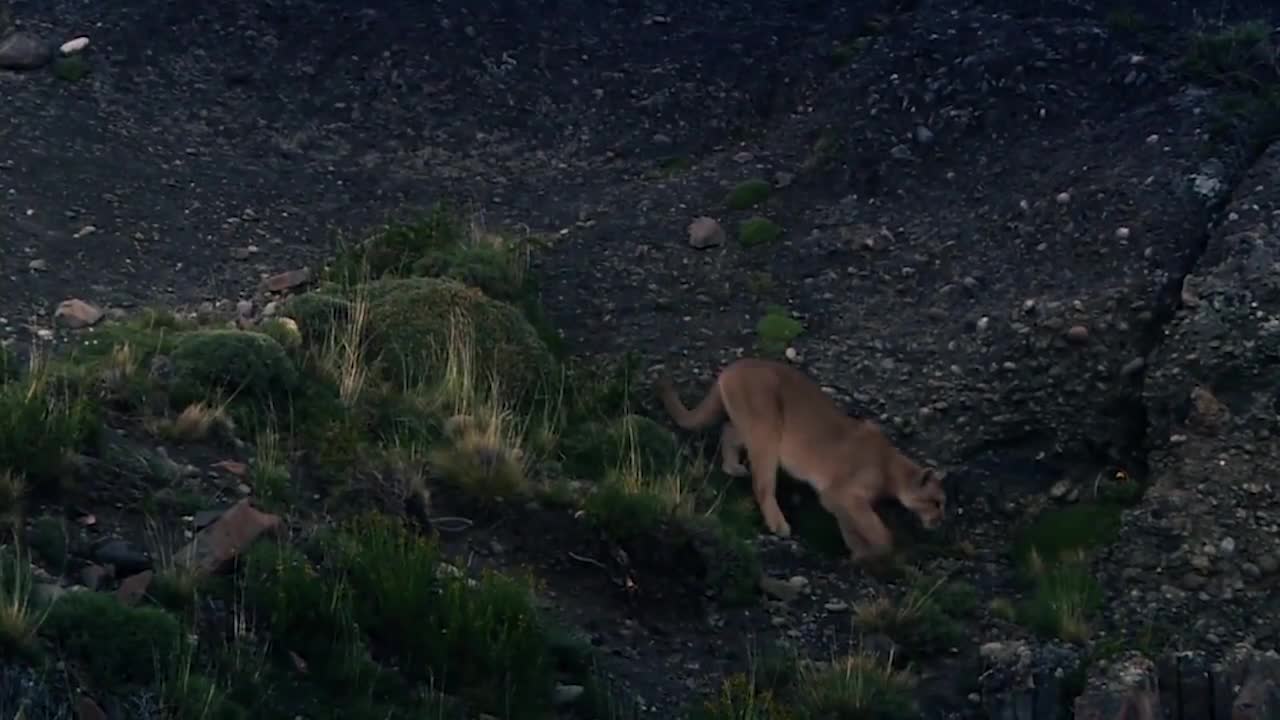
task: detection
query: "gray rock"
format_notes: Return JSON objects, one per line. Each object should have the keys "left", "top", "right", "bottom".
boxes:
{"left": 91, "top": 538, "right": 152, "bottom": 576}
{"left": 0, "top": 31, "right": 51, "bottom": 70}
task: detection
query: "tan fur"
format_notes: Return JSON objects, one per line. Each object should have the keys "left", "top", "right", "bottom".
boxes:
{"left": 656, "top": 358, "right": 947, "bottom": 563}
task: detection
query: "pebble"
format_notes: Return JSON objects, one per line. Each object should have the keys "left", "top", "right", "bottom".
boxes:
{"left": 59, "top": 37, "right": 90, "bottom": 56}
{"left": 1065, "top": 325, "right": 1089, "bottom": 344}
{"left": 1056, "top": 191, "right": 1071, "bottom": 204}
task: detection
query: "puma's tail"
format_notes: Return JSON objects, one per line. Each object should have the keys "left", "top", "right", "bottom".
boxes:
{"left": 656, "top": 375, "right": 725, "bottom": 430}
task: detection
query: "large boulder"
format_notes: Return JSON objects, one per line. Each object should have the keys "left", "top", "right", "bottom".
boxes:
{"left": 1095, "top": 143, "right": 1280, "bottom": 653}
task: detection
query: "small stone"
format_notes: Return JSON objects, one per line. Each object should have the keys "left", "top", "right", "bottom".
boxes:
{"left": 236, "top": 299, "right": 254, "bottom": 317}
{"left": 1056, "top": 191, "right": 1071, "bottom": 204}
{"left": 687, "top": 216, "right": 726, "bottom": 249}
{"left": 784, "top": 347, "right": 799, "bottom": 362}
{"left": 914, "top": 126, "right": 934, "bottom": 144}
{"left": 1048, "top": 479, "right": 1073, "bottom": 500}
{"left": 759, "top": 576, "right": 800, "bottom": 602}
{"left": 1115, "top": 226, "right": 1131, "bottom": 240}
{"left": 732, "top": 151, "right": 754, "bottom": 163}
{"left": 1258, "top": 554, "right": 1278, "bottom": 575}
{"left": 59, "top": 36, "right": 90, "bottom": 56}
{"left": 824, "top": 600, "right": 849, "bottom": 612}
{"left": 262, "top": 268, "right": 312, "bottom": 293}
{"left": 552, "top": 684, "right": 585, "bottom": 706}
{"left": 72, "top": 225, "right": 97, "bottom": 239}
{"left": 54, "top": 299, "right": 104, "bottom": 328}
{"left": 774, "top": 171, "right": 795, "bottom": 188}
{"left": 1065, "top": 325, "right": 1089, "bottom": 344}
{"left": 28, "top": 259, "right": 47, "bottom": 272}
{"left": 890, "top": 144, "right": 912, "bottom": 160}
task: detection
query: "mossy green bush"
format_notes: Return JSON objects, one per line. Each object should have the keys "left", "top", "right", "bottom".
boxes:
{"left": 738, "top": 217, "right": 783, "bottom": 247}
{"left": 362, "top": 277, "right": 557, "bottom": 399}
{"left": 40, "top": 590, "right": 186, "bottom": 687}
{"left": 756, "top": 306, "right": 804, "bottom": 356}
{"left": 725, "top": 179, "right": 772, "bottom": 210}
{"left": 169, "top": 329, "right": 299, "bottom": 406}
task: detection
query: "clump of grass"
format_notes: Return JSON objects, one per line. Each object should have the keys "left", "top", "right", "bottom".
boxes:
{"left": 689, "top": 672, "right": 788, "bottom": 720}
{"left": 0, "top": 471, "right": 25, "bottom": 529}
{"left": 725, "top": 179, "right": 772, "bottom": 210}
{"left": 738, "top": 217, "right": 783, "bottom": 247}
{"left": 1184, "top": 21, "right": 1276, "bottom": 85}
{"left": 249, "top": 425, "right": 293, "bottom": 507}
{"left": 424, "top": 313, "right": 530, "bottom": 500}
{"left": 0, "top": 546, "right": 47, "bottom": 660}
{"left": 327, "top": 513, "right": 557, "bottom": 718}
{"left": 853, "top": 574, "right": 975, "bottom": 660}
{"left": 156, "top": 400, "right": 235, "bottom": 443}
{"left": 756, "top": 306, "right": 804, "bottom": 357}
{"left": 1017, "top": 548, "right": 1101, "bottom": 643}
{"left": 795, "top": 651, "right": 918, "bottom": 719}
{"left": 144, "top": 520, "right": 204, "bottom": 615}
{"left": 0, "top": 354, "right": 101, "bottom": 498}
{"left": 1011, "top": 503, "right": 1117, "bottom": 643}
{"left": 691, "top": 646, "right": 918, "bottom": 720}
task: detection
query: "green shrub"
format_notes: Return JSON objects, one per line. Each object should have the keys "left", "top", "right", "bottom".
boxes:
{"left": 560, "top": 414, "right": 681, "bottom": 481}
{"left": 169, "top": 329, "right": 298, "bottom": 406}
{"left": 241, "top": 542, "right": 377, "bottom": 689}
{"left": 361, "top": 277, "right": 558, "bottom": 402}
{"left": 756, "top": 306, "right": 804, "bottom": 356}
{"left": 738, "top": 217, "right": 783, "bottom": 247}
{"left": 726, "top": 179, "right": 772, "bottom": 210}
{"left": 40, "top": 591, "right": 186, "bottom": 687}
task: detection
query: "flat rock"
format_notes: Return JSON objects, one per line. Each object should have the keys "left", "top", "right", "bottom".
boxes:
{"left": 53, "top": 299, "right": 104, "bottom": 328}
{"left": 172, "top": 498, "right": 282, "bottom": 576}
{"left": 0, "top": 32, "right": 51, "bottom": 70}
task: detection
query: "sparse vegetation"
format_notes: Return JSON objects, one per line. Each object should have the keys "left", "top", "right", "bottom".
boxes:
{"left": 853, "top": 573, "right": 977, "bottom": 662}
{"left": 726, "top": 179, "right": 772, "bottom": 210}
{"left": 738, "top": 217, "right": 783, "bottom": 247}
{"left": 1010, "top": 502, "right": 1121, "bottom": 643}
{"left": 755, "top": 305, "right": 804, "bottom": 356}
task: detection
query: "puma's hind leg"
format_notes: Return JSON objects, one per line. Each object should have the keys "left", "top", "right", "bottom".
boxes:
{"left": 719, "top": 423, "right": 750, "bottom": 477}
{"left": 743, "top": 430, "right": 791, "bottom": 538}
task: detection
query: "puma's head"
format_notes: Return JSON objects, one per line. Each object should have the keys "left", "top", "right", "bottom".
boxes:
{"left": 899, "top": 467, "right": 947, "bottom": 530}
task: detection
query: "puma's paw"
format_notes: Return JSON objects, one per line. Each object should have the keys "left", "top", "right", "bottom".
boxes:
{"left": 772, "top": 520, "right": 792, "bottom": 539}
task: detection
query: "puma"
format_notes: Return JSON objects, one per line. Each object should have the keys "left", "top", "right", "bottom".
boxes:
{"left": 656, "top": 358, "right": 947, "bottom": 563}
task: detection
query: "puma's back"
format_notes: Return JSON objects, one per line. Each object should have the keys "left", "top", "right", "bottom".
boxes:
{"left": 716, "top": 359, "right": 893, "bottom": 493}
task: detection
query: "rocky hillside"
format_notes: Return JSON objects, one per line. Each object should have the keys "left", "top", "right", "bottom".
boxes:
{"left": 2, "top": 0, "right": 1280, "bottom": 718}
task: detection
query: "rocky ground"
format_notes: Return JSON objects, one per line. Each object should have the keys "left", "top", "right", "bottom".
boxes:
{"left": 3, "top": 0, "right": 1280, "bottom": 718}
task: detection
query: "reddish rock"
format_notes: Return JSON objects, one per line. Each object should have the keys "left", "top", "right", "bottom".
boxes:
{"left": 75, "top": 696, "right": 107, "bottom": 720}
{"left": 115, "top": 569, "right": 153, "bottom": 607}
{"left": 262, "top": 268, "right": 312, "bottom": 293}
{"left": 173, "top": 499, "right": 282, "bottom": 576}
{"left": 54, "top": 299, "right": 104, "bottom": 328}
{"left": 687, "top": 216, "right": 725, "bottom": 249}
{"left": 213, "top": 459, "right": 249, "bottom": 476}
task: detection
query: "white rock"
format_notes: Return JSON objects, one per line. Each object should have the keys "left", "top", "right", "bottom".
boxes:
{"left": 59, "top": 37, "right": 90, "bottom": 56}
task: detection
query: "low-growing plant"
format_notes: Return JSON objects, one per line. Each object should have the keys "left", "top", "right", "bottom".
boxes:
{"left": 756, "top": 306, "right": 804, "bottom": 357}
{"left": 0, "top": 546, "right": 46, "bottom": 660}
{"left": 795, "top": 650, "right": 918, "bottom": 719}
{"left": 0, "top": 359, "right": 101, "bottom": 498}
{"left": 852, "top": 574, "right": 972, "bottom": 660}
{"left": 40, "top": 590, "right": 187, "bottom": 687}
{"left": 738, "top": 217, "right": 783, "bottom": 247}
{"left": 1017, "top": 548, "right": 1101, "bottom": 643}
{"left": 327, "top": 513, "right": 557, "bottom": 719}
{"left": 726, "top": 179, "right": 772, "bottom": 210}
